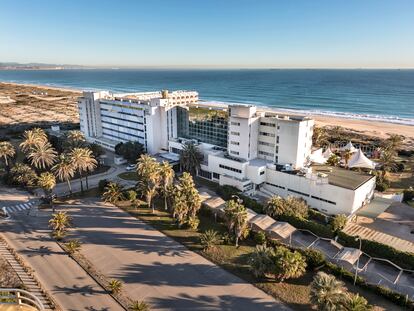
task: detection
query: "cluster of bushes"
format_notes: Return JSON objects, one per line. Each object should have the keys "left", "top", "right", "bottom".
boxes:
{"left": 403, "top": 188, "right": 414, "bottom": 202}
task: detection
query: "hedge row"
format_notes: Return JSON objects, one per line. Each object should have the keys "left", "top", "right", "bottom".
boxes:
{"left": 278, "top": 214, "right": 335, "bottom": 239}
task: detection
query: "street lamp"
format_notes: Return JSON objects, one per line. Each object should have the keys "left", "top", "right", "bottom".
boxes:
{"left": 231, "top": 194, "right": 243, "bottom": 204}
{"left": 354, "top": 236, "right": 362, "bottom": 285}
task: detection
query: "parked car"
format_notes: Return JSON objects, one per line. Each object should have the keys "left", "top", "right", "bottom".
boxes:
{"left": 126, "top": 164, "right": 136, "bottom": 171}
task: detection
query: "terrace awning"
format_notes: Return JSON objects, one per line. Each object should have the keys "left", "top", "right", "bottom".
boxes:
{"left": 348, "top": 149, "right": 376, "bottom": 169}
{"left": 249, "top": 214, "right": 276, "bottom": 231}
{"left": 310, "top": 148, "right": 327, "bottom": 164}
{"left": 340, "top": 141, "right": 357, "bottom": 153}
{"left": 335, "top": 247, "right": 362, "bottom": 265}
{"left": 323, "top": 147, "right": 334, "bottom": 159}
{"left": 267, "top": 221, "right": 297, "bottom": 239}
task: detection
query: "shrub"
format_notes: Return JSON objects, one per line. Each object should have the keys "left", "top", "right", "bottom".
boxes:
{"left": 248, "top": 245, "right": 275, "bottom": 278}
{"left": 64, "top": 240, "right": 81, "bottom": 255}
{"left": 403, "top": 188, "right": 414, "bottom": 202}
{"left": 216, "top": 185, "right": 240, "bottom": 200}
{"left": 330, "top": 214, "right": 348, "bottom": 233}
{"left": 200, "top": 230, "right": 221, "bottom": 250}
{"left": 124, "top": 190, "right": 137, "bottom": 202}
{"left": 254, "top": 231, "right": 267, "bottom": 245}
{"left": 375, "top": 181, "right": 389, "bottom": 192}
{"left": 186, "top": 216, "right": 200, "bottom": 230}
{"left": 308, "top": 209, "right": 329, "bottom": 224}
{"left": 300, "top": 249, "right": 326, "bottom": 269}
{"left": 272, "top": 246, "right": 307, "bottom": 281}
{"left": 129, "top": 300, "right": 150, "bottom": 311}
{"left": 98, "top": 179, "right": 109, "bottom": 193}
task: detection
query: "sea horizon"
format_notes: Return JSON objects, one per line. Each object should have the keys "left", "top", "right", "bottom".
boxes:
{"left": 1, "top": 68, "right": 413, "bottom": 126}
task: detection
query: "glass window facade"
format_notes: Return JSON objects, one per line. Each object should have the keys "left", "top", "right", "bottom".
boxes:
{"left": 177, "top": 106, "right": 228, "bottom": 148}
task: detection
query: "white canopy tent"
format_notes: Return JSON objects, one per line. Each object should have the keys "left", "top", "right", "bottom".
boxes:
{"left": 323, "top": 147, "right": 334, "bottom": 159}
{"left": 309, "top": 148, "right": 327, "bottom": 164}
{"left": 340, "top": 141, "right": 357, "bottom": 153}
{"left": 348, "top": 149, "right": 376, "bottom": 169}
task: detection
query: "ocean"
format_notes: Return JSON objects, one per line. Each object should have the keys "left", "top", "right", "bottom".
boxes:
{"left": 0, "top": 69, "right": 413, "bottom": 125}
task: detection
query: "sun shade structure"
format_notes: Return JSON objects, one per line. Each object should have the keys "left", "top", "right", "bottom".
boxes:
{"left": 246, "top": 208, "right": 258, "bottom": 222}
{"left": 309, "top": 148, "right": 327, "bottom": 164}
{"left": 203, "top": 196, "right": 226, "bottom": 215}
{"left": 348, "top": 149, "right": 376, "bottom": 169}
{"left": 249, "top": 214, "right": 277, "bottom": 231}
{"left": 267, "top": 221, "right": 297, "bottom": 240}
{"left": 334, "top": 247, "right": 362, "bottom": 266}
{"left": 340, "top": 141, "right": 357, "bottom": 153}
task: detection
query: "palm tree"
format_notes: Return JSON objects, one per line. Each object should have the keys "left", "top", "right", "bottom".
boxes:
{"left": 343, "top": 150, "right": 353, "bottom": 169}
{"left": 248, "top": 244, "right": 275, "bottom": 278}
{"left": 65, "top": 130, "right": 86, "bottom": 149}
{"left": 52, "top": 154, "right": 75, "bottom": 194}
{"left": 179, "top": 142, "right": 203, "bottom": 175}
{"left": 378, "top": 149, "right": 397, "bottom": 179}
{"left": 136, "top": 154, "right": 160, "bottom": 213}
{"left": 28, "top": 140, "right": 57, "bottom": 170}
{"left": 177, "top": 172, "right": 201, "bottom": 227}
{"left": 0, "top": 141, "right": 15, "bottom": 168}
{"left": 37, "top": 172, "right": 56, "bottom": 204}
{"left": 65, "top": 240, "right": 82, "bottom": 255}
{"left": 264, "top": 195, "right": 285, "bottom": 218}
{"left": 49, "top": 211, "right": 72, "bottom": 239}
{"left": 344, "top": 294, "right": 371, "bottom": 311}
{"left": 383, "top": 134, "right": 403, "bottom": 155}
{"left": 171, "top": 190, "right": 188, "bottom": 227}
{"left": 82, "top": 148, "right": 97, "bottom": 189}
{"left": 20, "top": 128, "right": 47, "bottom": 153}
{"left": 108, "top": 279, "right": 123, "bottom": 294}
{"left": 224, "top": 199, "right": 248, "bottom": 247}
{"left": 326, "top": 154, "right": 340, "bottom": 167}
{"left": 69, "top": 147, "right": 96, "bottom": 193}
{"left": 273, "top": 246, "right": 307, "bottom": 281}
{"left": 310, "top": 272, "right": 348, "bottom": 311}
{"left": 102, "top": 182, "right": 124, "bottom": 204}
{"left": 159, "top": 161, "right": 175, "bottom": 210}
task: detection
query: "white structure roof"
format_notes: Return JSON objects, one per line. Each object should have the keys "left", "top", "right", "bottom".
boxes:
{"left": 249, "top": 214, "right": 276, "bottom": 231}
{"left": 323, "top": 147, "right": 334, "bottom": 159}
{"left": 246, "top": 208, "right": 258, "bottom": 222}
{"left": 340, "top": 141, "right": 357, "bottom": 153}
{"left": 203, "top": 197, "right": 225, "bottom": 211}
{"left": 348, "top": 149, "right": 376, "bottom": 169}
{"left": 309, "top": 148, "right": 327, "bottom": 164}
{"left": 267, "top": 222, "right": 297, "bottom": 239}
{"left": 335, "top": 247, "right": 362, "bottom": 265}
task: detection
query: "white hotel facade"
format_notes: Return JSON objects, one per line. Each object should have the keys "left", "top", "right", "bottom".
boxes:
{"left": 78, "top": 89, "right": 375, "bottom": 216}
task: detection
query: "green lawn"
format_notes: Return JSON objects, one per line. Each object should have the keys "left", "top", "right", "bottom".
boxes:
{"left": 120, "top": 202, "right": 401, "bottom": 311}
{"left": 118, "top": 171, "right": 139, "bottom": 181}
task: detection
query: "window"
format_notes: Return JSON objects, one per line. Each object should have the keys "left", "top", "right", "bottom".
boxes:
{"left": 230, "top": 131, "right": 240, "bottom": 136}
{"left": 277, "top": 125, "right": 280, "bottom": 130}
{"left": 198, "top": 169, "right": 212, "bottom": 180}
{"left": 230, "top": 150, "right": 240, "bottom": 155}
{"left": 266, "top": 182, "right": 285, "bottom": 189}
{"left": 275, "top": 156, "right": 279, "bottom": 163}
{"left": 230, "top": 141, "right": 240, "bottom": 146}
{"left": 259, "top": 150, "right": 274, "bottom": 157}
{"left": 231, "top": 121, "right": 240, "bottom": 126}
{"left": 311, "top": 195, "right": 336, "bottom": 205}
{"left": 288, "top": 188, "right": 309, "bottom": 197}
{"left": 260, "top": 171, "right": 265, "bottom": 175}
{"left": 213, "top": 172, "right": 220, "bottom": 179}
{"left": 276, "top": 146, "right": 279, "bottom": 153}
{"left": 260, "top": 122, "right": 276, "bottom": 127}
{"left": 259, "top": 141, "right": 275, "bottom": 147}
{"left": 259, "top": 132, "right": 275, "bottom": 137}
{"left": 219, "top": 164, "right": 242, "bottom": 174}
{"left": 276, "top": 136, "right": 280, "bottom": 143}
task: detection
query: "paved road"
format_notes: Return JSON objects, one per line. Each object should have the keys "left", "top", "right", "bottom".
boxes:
{"left": 61, "top": 198, "right": 290, "bottom": 311}
{"left": 0, "top": 211, "right": 124, "bottom": 311}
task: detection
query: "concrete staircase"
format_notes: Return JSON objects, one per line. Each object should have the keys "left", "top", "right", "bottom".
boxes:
{"left": 343, "top": 222, "right": 414, "bottom": 254}
{"left": 0, "top": 238, "right": 55, "bottom": 310}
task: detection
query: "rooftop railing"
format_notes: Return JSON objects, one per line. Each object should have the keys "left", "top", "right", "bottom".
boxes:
{"left": 0, "top": 288, "right": 44, "bottom": 310}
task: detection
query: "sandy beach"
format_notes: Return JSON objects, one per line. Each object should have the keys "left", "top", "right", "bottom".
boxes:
{"left": 1, "top": 81, "right": 413, "bottom": 146}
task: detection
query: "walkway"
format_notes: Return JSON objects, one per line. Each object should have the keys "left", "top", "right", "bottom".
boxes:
{"left": 0, "top": 212, "right": 124, "bottom": 311}
{"left": 60, "top": 198, "right": 289, "bottom": 311}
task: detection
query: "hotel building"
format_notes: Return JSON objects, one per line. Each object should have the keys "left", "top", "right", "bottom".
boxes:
{"left": 78, "top": 90, "right": 375, "bottom": 216}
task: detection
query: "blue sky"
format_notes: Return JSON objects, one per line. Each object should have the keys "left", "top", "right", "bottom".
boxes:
{"left": 1, "top": 0, "right": 413, "bottom": 68}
